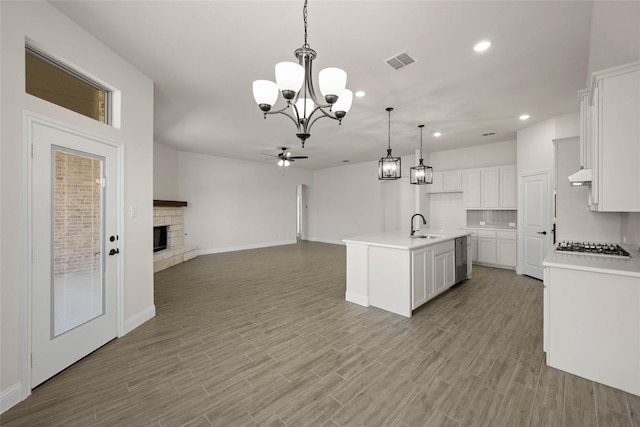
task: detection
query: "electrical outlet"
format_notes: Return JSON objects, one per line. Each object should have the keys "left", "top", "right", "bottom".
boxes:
{"left": 479, "top": 221, "right": 486, "bottom": 226}
{"left": 131, "top": 206, "right": 138, "bottom": 217}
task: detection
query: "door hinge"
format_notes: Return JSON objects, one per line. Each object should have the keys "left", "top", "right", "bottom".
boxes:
{"left": 101, "top": 177, "right": 106, "bottom": 188}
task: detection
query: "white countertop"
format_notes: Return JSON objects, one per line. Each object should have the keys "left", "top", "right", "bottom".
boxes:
{"left": 343, "top": 229, "right": 472, "bottom": 250}
{"left": 543, "top": 243, "right": 640, "bottom": 278}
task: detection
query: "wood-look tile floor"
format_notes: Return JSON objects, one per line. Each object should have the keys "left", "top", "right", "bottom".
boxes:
{"left": 3, "top": 241, "right": 640, "bottom": 426}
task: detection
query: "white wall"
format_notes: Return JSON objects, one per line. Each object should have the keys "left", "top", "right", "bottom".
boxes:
{"left": 178, "top": 151, "right": 314, "bottom": 253}
{"left": 587, "top": 1, "right": 640, "bottom": 80}
{"left": 621, "top": 214, "right": 640, "bottom": 246}
{"left": 1, "top": 1, "right": 154, "bottom": 411}
{"left": 555, "top": 138, "right": 620, "bottom": 242}
{"left": 153, "top": 142, "right": 180, "bottom": 200}
{"left": 429, "top": 140, "right": 517, "bottom": 170}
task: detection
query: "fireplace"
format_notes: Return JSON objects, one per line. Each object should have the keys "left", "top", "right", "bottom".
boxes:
{"left": 153, "top": 226, "right": 168, "bottom": 252}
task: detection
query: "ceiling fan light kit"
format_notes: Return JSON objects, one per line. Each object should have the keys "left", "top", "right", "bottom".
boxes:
{"left": 410, "top": 124, "right": 433, "bottom": 185}
{"left": 378, "top": 107, "right": 401, "bottom": 180}
{"left": 252, "top": 0, "right": 353, "bottom": 148}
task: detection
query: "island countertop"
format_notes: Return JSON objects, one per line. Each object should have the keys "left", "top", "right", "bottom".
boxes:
{"left": 343, "top": 229, "right": 472, "bottom": 250}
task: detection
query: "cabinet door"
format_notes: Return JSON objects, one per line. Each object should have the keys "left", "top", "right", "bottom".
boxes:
{"left": 496, "top": 239, "right": 517, "bottom": 268}
{"left": 463, "top": 170, "right": 481, "bottom": 208}
{"left": 445, "top": 251, "right": 455, "bottom": 287}
{"left": 477, "top": 238, "right": 497, "bottom": 264}
{"left": 481, "top": 168, "right": 500, "bottom": 208}
{"left": 499, "top": 166, "right": 517, "bottom": 208}
{"left": 470, "top": 237, "right": 478, "bottom": 262}
{"left": 467, "top": 241, "right": 473, "bottom": 277}
{"left": 434, "top": 253, "right": 447, "bottom": 294}
{"left": 426, "top": 172, "right": 444, "bottom": 193}
{"left": 443, "top": 171, "right": 462, "bottom": 192}
{"left": 598, "top": 69, "right": 640, "bottom": 211}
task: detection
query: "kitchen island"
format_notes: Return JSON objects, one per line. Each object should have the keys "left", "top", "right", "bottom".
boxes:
{"left": 343, "top": 230, "right": 472, "bottom": 317}
{"left": 543, "top": 243, "right": 640, "bottom": 396}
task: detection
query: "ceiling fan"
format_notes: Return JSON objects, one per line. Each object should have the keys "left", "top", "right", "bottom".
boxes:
{"left": 262, "top": 147, "right": 308, "bottom": 167}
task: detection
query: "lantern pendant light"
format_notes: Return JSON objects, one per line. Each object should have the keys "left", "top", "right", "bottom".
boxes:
{"left": 410, "top": 124, "right": 433, "bottom": 185}
{"left": 378, "top": 107, "right": 402, "bottom": 180}
{"left": 251, "top": 0, "right": 353, "bottom": 148}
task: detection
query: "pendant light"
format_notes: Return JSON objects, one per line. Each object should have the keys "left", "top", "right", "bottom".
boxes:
{"left": 410, "top": 124, "right": 433, "bottom": 185}
{"left": 378, "top": 107, "right": 401, "bottom": 180}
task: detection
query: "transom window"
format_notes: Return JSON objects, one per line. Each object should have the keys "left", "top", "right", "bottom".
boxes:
{"left": 25, "top": 45, "right": 110, "bottom": 124}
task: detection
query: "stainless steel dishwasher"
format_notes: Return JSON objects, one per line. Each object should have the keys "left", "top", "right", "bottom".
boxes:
{"left": 454, "top": 236, "right": 468, "bottom": 284}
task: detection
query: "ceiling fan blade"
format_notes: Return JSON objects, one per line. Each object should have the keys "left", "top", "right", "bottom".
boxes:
{"left": 289, "top": 156, "right": 308, "bottom": 159}
{"left": 260, "top": 153, "right": 279, "bottom": 158}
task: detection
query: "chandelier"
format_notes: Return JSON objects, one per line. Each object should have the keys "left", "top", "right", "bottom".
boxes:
{"left": 378, "top": 107, "right": 401, "bottom": 180}
{"left": 410, "top": 124, "right": 433, "bottom": 185}
{"left": 252, "top": 0, "right": 353, "bottom": 148}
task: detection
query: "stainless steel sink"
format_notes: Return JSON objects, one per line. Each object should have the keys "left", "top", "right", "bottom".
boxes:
{"left": 411, "top": 234, "right": 443, "bottom": 239}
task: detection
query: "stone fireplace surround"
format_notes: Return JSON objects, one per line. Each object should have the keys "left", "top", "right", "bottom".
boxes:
{"left": 153, "top": 200, "right": 195, "bottom": 273}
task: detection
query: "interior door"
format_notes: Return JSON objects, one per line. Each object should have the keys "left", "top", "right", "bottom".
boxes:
{"left": 521, "top": 172, "right": 550, "bottom": 280}
{"left": 31, "top": 119, "right": 119, "bottom": 387}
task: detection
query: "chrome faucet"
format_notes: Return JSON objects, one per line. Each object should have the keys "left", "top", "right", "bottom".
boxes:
{"left": 410, "top": 214, "right": 427, "bottom": 236}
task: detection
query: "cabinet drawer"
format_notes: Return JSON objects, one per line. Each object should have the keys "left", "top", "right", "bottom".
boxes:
{"left": 477, "top": 230, "right": 496, "bottom": 239}
{"left": 433, "top": 240, "right": 454, "bottom": 255}
{"left": 497, "top": 231, "right": 516, "bottom": 240}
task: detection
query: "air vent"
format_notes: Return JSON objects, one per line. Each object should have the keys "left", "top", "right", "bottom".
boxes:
{"left": 385, "top": 51, "right": 416, "bottom": 70}
{"left": 482, "top": 132, "right": 496, "bottom": 137}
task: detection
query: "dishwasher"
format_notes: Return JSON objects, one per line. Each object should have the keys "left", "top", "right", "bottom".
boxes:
{"left": 454, "top": 236, "right": 468, "bottom": 284}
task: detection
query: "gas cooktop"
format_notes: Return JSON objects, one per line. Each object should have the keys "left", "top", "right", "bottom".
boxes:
{"left": 556, "top": 241, "right": 630, "bottom": 258}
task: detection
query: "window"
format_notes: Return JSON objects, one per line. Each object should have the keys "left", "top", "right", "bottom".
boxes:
{"left": 25, "top": 45, "right": 110, "bottom": 124}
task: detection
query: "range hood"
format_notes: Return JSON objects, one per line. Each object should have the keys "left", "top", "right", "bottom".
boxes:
{"left": 568, "top": 168, "right": 592, "bottom": 186}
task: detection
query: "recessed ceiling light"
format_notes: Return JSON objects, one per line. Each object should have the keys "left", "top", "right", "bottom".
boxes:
{"left": 519, "top": 114, "right": 530, "bottom": 120}
{"left": 433, "top": 132, "right": 442, "bottom": 137}
{"left": 355, "top": 91, "right": 365, "bottom": 98}
{"left": 474, "top": 40, "right": 492, "bottom": 52}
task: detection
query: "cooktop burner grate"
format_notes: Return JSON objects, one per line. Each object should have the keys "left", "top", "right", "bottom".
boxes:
{"left": 556, "top": 241, "right": 630, "bottom": 258}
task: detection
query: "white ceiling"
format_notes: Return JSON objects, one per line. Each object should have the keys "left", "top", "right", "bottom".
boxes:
{"left": 51, "top": 0, "right": 594, "bottom": 170}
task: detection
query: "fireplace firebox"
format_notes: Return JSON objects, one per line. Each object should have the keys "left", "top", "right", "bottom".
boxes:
{"left": 153, "top": 226, "right": 168, "bottom": 252}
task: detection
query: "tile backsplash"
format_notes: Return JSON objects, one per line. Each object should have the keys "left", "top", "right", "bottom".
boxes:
{"left": 467, "top": 210, "right": 517, "bottom": 228}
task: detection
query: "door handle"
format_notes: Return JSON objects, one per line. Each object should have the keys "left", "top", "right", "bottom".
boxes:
{"left": 109, "top": 248, "right": 120, "bottom": 256}
{"left": 537, "top": 231, "right": 547, "bottom": 235}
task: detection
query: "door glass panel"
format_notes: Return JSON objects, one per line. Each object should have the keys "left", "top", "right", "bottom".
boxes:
{"left": 52, "top": 149, "right": 104, "bottom": 337}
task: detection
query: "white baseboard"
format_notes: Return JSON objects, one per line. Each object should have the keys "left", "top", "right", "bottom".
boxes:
{"left": 345, "top": 291, "right": 369, "bottom": 307}
{"left": 196, "top": 239, "right": 297, "bottom": 256}
{"left": 1, "top": 383, "right": 23, "bottom": 414}
{"left": 310, "top": 238, "right": 345, "bottom": 246}
{"left": 121, "top": 305, "right": 156, "bottom": 336}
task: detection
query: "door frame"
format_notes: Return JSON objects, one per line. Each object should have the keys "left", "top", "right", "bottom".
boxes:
{"left": 20, "top": 112, "right": 124, "bottom": 400}
{"left": 517, "top": 169, "right": 551, "bottom": 277}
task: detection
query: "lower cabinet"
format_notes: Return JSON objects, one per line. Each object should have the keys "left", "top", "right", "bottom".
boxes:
{"left": 412, "top": 247, "right": 434, "bottom": 309}
{"left": 465, "top": 228, "right": 516, "bottom": 269}
{"left": 412, "top": 241, "right": 455, "bottom": 310}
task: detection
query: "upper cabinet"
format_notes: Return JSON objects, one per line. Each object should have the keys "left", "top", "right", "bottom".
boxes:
{"left": 463, "top": 165, "right": 517, "bottom": 209}
{"left": 587, "top": 61, "right": 640, "bottom": 212}
{"left": 426, "top": 170, "right": 463, "bottom": 193}
{"left": 578, "top": 89, "right": 593, "bottom": 170}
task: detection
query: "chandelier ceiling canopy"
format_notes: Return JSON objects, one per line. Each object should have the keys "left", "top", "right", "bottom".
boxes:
{"left": 252, "top": 0, "right": 353, "bottom": 148}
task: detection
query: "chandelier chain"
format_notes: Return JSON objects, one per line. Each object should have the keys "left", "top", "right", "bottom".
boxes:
{"left": 303, "top": 0, "right": 309, "bottom": 48}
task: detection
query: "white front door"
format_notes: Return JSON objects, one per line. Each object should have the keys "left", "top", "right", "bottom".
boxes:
{"left": 31, "top": 119, "right": 120, "bottom": 387}
{"left": 521, "top": 171, "right": 551, "bottom": 280}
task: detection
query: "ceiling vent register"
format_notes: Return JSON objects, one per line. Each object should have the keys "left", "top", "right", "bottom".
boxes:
{"left": 385, "top": 52, "right": 416, "bottom": 70}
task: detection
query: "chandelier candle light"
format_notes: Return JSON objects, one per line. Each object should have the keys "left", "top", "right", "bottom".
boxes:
{"left": 378, "top": 107, "right": 401, "bottom": 180}
{"left": 252, "top": 0, "right": 353, "bottom": 148}
{"left": 410, "top": 124, "right": 433, "bottom": 185}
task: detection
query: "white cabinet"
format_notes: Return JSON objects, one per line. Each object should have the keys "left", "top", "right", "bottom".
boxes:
{"left": 589, "top": 62, "right": 640, "bottom": 212}
{"left": 427, "top": 170, "right": 463, "bottom": 193}
{"left": 433, "top": 241, "right": 455, "bottom": 296}
{"left": 463, "top": 169, "right": 481, "bottom": 207}
{"left": 463, "top": 166, "right": 516, "bottom": 209}
{"left": 477, "top": 232, "right": 497, "bottom": 264}
{"left": 578, "top": 88, "right": 593, "bottom": 170}
{"left": 466, "top": 228, "right": 516, "bottom": 270}
{"left": 411, "top": 247, "right": 434, "bottom": 309}
{"left": 499, "top": 165, "right": 517, "bottom": 208}
{"left": 481, "top": 168, "right": 500, "bottom": 208}
{"left": 496, "top": 231, "right": 517, "bottom": 267}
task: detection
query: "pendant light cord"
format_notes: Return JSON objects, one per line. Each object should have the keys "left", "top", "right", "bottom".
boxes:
{"left": 387, "top": 107, "right": 393, "bottom": 152}
{"left": 303, "top": 0, "right": 309, "bottom": 49}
